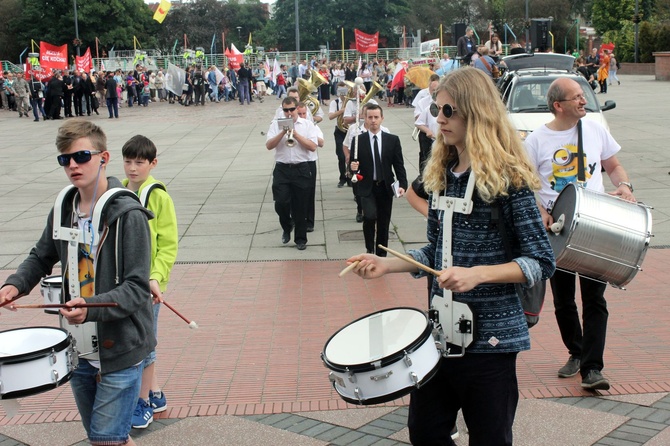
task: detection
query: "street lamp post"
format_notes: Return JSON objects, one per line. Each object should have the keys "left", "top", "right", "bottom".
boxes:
{"left": 237, "top": 26, "right": 242, "bottom": 44}
{"left": 73, "top": 0, "right": 81, "bottom": 56}
{"left": 295, "top": 0, "right": 300, "bottom": 55}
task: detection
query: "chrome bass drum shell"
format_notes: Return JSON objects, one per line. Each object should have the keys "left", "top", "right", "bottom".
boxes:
{"left": 549, "top": 182, "right": 652, "bottom": 287}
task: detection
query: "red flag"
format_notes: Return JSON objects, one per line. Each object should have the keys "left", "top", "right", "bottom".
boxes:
{"left": 355, "top": 29, "right": 379, "bottom": 54}
{"left": 225, "top": 46, "right": 243, "bottom": 70}
{"left": 75, "top": 48, "right": 93, "bottom": 72}
{"left": 40, "top": 41, "right": 68, "bottom": 74}
{"left": 390, "top": 61, "right": 408, "bottom": 91}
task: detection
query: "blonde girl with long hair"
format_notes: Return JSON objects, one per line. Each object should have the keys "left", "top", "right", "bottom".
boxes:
{"left": 347, "top": 67, "right": 555, "bottom": 445}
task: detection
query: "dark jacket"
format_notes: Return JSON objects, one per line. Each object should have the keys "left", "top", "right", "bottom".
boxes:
{"left": 351, "top": 131, "right": 408, "bottom": 197}
{"left": 105, "top": 77, "right": 118, "bottom": 99}
{"left": 48, "top": 77, "right": 64, "bottom": 97}
{"left": 4, "top": 177, "right": 156, "bottom": 374}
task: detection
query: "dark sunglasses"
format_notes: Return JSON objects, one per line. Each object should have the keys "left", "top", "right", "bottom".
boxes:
{"left": 282, "top": 107, "right": 297, "bottom": 112}
{"left": 429, "top": 102, "right": 458, "bottom": 119}
{"left": 57, "top": 150, "right": 102, "bottom": 167}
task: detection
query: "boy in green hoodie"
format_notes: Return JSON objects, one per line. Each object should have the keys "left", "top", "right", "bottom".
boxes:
{"left": 122, "top": 135, "right": 178, "bottom": 429}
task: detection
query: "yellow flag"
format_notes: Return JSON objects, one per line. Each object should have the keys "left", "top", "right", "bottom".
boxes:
{"left": 153, "top": 0, "right": 171, "bottom": 24}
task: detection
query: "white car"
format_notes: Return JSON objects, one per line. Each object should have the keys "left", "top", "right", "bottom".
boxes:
{"left": 498, "top": 53, "right": 616, "bottom": 140}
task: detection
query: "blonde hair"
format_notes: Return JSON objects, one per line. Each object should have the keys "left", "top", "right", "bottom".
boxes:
{"left": 422, "top": 67, "right": 539, "bottom": 202}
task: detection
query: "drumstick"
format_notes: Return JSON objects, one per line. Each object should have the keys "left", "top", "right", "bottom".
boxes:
{"left": 13, "top": 303, "right": 119, "bottom": 309}
{"left": 338, "top": 261, "right": 360, "bottom": 277}
{"left": 0, "top": 294, "right": 27, "bottom": 309}
{"left": 160, "top": 298, "right": 198, "bottom": 329}
{"left": 377, "top": 245, "right": 441, "bottom": 277}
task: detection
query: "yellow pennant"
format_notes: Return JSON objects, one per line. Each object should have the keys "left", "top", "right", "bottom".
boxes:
{"left": 153, "top": 0, "right": 171, "bottom": 24}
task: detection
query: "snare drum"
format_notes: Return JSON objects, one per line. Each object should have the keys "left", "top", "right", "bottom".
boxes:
{"left": 40, "top": 275, "right": 63, "bottom": 314}
{"left": 322, "top": 307, "right": 441, "bottom": 406}
{"left": 550, "top": 182, "right": 653, "bottom": 287}
{"left": 0, "top": 327, "right": 78, "bottom": 400}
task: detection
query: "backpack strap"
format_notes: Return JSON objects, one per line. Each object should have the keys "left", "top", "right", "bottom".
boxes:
{"left": 139, "top": 182, "right": 166, "bottom": 208}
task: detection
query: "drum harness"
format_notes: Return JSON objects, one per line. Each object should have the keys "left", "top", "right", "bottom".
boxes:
{"left": 428, "top": 170, "right": 477, "bottom": 358}
{"left": 52, "top": 185, "right": 140, "bottom": 360}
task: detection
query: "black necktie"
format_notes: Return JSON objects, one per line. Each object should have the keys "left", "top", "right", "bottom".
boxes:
{"left": 373, "top": 135, "right": 382, "bottom": 182}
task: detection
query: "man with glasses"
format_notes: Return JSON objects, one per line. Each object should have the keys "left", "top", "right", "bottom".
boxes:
{"left": 349, "top": 104, "right": 407, "bottom": 256}
{"left": 525, "top": 77, "right": 635, "bottom": 391}
{"left": 265, "top": 97, "right": 319, "bottom": 250}
{"left": 0, "top": 120, "right": 155, "bottom": 446}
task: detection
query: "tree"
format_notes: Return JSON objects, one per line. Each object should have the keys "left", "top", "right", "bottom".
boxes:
{"left": 4, "top": 0, "right": 158, "bottom": 61}
{"left": 591, "top": 0, "right": 636, "bottom": 35}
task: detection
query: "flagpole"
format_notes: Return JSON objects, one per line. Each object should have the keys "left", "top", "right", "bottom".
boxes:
{"left": 73, "top": 0, "right": 81, "bottom": 56}
{"left": 341, "top": 27, "right": 344, "bottom": 61}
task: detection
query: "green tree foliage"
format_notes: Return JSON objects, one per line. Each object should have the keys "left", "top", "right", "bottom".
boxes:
{"left": 591, "top": 0, "right": 636, "bottom": 35}
{"left": 3, "top": 0, "right": 158, "bottom": 61}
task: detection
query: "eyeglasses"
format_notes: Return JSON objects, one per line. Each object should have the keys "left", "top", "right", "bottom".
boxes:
{"left": 558, "top": 94, "right": 586, "bottom": 102}
{"left": 57, "top": 150, "right": 102, "bottom": 167}
{"left": 282, "top": 107, "right": 297, "bottom": 113}
{"left": 429, "top": 102, "right": 458, "bottom": 119}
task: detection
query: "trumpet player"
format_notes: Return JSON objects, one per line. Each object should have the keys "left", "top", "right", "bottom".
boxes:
{"left": 266, "top": 97, "right": 319, "bottom": 251}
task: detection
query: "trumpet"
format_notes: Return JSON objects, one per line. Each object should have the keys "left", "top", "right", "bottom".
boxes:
{"left": 285, "top": 127, "right": 295, "bottom": 147}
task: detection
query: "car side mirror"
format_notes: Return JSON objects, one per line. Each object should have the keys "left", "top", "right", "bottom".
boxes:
{"left": 601, "top": 100, "right": 616, "bottom": 112}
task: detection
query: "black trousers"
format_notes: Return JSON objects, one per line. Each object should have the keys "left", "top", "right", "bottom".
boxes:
{"left": 49, "top": 95, "right": 62, "bottom": 119}
{"left": 418, "top": 131, "right": 433, "bottom": 175}
{"left": 551, "top": 269, "right": 608, "bottom": 377}
{"left": 74, "top": 92, "right": 84, "bottom": 116}
{"left": 333, "top": 128, "right": 347, "bottom": 182}
{"left": 306, "top": 160, "right": 317, "bottom": 229}
{"left": 272, "top": 162, "right": 311, "bottom": 245}
{"left": 361, "top": 182, "right": 393, "bottom": 255}
{"left": 63, "top": 92, "right": 73, "bottom": 116}
{"left": 408, "top": 352, "right": 519, "bottom": 446}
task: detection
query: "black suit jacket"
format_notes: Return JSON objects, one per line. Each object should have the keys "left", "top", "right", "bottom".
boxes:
{"left": 352, "top": 131, "right": 408, "bottom": 197}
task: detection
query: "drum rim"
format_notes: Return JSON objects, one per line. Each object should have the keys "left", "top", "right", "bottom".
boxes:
{"left": 332, "top": 357, "right": 441, "bottom": 406}
{"left": 0, "top": 326, "right": 72, "bottom": 366}
{"left": 41, "top": 275, "right": 63, "bottom": 285}
{"left": 322, "top": 307, "right": 433, "bottom": 373}
{"left": 0, "top": 371, "right": 74, "bottom": 400}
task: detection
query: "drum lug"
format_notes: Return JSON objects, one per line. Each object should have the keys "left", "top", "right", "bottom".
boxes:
{"left": 410, "top": 372, "right": 419, "bottom": 387}
{"left": 403, "top": 351, "right": 412, "bottom": 367}
{"left": 346, "top": 367, "right": 357, "bottom": 384}
{"left": 370, "top": 370, "right": 393, "bottom": 381}
{"left": 49, "top": 349, "right": 58, "bottom": 366}
{"left": 51, "top": 370, "right": 59, "bottom": 384}
{"left": 354, "top": 387, "right": 363, "bottom": 402}
{"left": 328, "top": 372, "right": 345, "bottom": 388}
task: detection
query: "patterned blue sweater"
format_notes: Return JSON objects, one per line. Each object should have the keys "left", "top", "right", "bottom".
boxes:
{"left": 409, "top": 169, "right": 555, "bottom": 353}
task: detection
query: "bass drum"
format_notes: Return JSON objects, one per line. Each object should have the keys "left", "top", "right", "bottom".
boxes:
{"left": 549, "top": 182, "right": 652, "bottom": 287}
{"left": 322, "top": 307, "right": 440, "bottom": 406}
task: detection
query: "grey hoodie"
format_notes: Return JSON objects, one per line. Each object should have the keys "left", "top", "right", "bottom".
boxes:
{"left": 4, "top": 177, "right": 156, "bottom": 374}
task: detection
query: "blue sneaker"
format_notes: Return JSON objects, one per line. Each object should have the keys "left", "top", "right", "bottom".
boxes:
{"left": 150, "top": 390, "right": 167, "bottom": 413}
{"left": 131, "top": 398, "right": 153, "bottom": 429}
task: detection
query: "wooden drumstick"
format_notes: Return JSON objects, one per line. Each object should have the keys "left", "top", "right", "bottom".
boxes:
{"left": 160, "top": 298, "right": 198, "bottom": 329}
{"left": 13, "top": 303, "right": 119, "bottom": 309}
{"left": 377, "top": 245, "right": 441, "bottom": 277}
{"left": 0, "top": 294, "right": 27, "bottom": 309}
{"left": 338, "top": 261, "right": 360, "bottom": 277}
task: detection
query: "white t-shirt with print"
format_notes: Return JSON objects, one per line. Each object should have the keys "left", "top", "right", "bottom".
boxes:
{"left": 525, "top": 119, "right": 620, "bottom": 211}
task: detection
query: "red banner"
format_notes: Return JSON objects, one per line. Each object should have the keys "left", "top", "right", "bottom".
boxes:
{"left": 355, "top": 29, "right": 379, "bottom": 54}
{"left": 75, "top": 48, "right": 93, "bottom": 72}
{"left": 40, "top": 41, "right": 68, "bottom": 73}
{"left": 26, "top": 58, "right": 50, "bottom": 82}
{"left": 225, "top": 47, "right": 243, "bottom": 71}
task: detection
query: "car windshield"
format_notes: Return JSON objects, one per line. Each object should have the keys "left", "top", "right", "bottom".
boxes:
{"left": 509, "top": 77, "right": 599, "bottom": 113}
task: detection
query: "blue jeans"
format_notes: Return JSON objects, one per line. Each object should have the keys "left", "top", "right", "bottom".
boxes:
{"left": 71, "top": 360, "right": 144, "bottom": 444}
{"left": 106, "top": 98, "right": 118, "bottom": 118}
{"left": 238, "top": 80, "right": 250, "bottom": 104}
{"left": 143, "top": 302, "right": 161, "bottom": 367}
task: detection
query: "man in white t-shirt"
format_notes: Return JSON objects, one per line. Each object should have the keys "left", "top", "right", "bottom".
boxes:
{"left": 525, "top": 77, "right": 635, "bottom": 392}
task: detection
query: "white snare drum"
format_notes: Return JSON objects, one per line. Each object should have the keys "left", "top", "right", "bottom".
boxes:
{"left": 322, "top": 307, "right": 441, "bottom": 405}
{"left": 0, "top": 327, "right": 78, "bottom": 400}
{"left": 549, "top": 182, "right": 653, "bottom": 287}
{"left": 40, "top": 275, "right": 63, "bottom": 314}
{"left": 60, "top": 317, "right": 99, "bottom": 360}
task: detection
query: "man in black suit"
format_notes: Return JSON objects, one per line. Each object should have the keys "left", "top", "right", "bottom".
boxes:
{"left": 350, "top": 104, "right": 407, "bottom": 256}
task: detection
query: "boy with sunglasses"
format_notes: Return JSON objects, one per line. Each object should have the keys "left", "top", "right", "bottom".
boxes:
{"left": 121, "top": 135, "right": 178, "bottom": 429}
{"left": 0, "top": 120, "right": 155, "bottom": 446}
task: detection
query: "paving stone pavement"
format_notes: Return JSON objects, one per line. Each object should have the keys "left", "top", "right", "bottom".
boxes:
{"left": 0, "top": 74, "right": 669, "bottom": 445}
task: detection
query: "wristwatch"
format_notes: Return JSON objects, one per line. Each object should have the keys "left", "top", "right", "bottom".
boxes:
{"left": 618, "top": 181, "right": 634, "bottom": 192}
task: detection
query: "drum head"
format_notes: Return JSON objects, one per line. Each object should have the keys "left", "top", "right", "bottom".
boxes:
{"left": 41, "top": 275, "right": 62, "bottom": 286}
{"left": 324, "top": 308, "right": 429, "bottom": 370}
{"left": 0, "top": 327, "right": 69, "bottom": 360}
{"left": 549, "top": 182, "right": 579, "bottom": 258}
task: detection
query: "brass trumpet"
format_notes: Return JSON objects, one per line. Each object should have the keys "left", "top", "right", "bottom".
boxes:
{"left": 285, "top": 127, "right": 295, "bottom": 147}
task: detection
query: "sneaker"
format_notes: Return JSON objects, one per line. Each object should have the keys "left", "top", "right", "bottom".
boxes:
{"left": 131, "top": 398, "right": 153, "bottom": 429}
{"left": 581, "top": 370, "right": 610, "bottom": 390}
{"left": 450, "top": 424, "right": 459, "bottom": 440}
{"left": 150, "top": 390, "right": 167, "bottom": 413}
{"left": 557, "top": 356, "right": 580, "bottom": 378}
